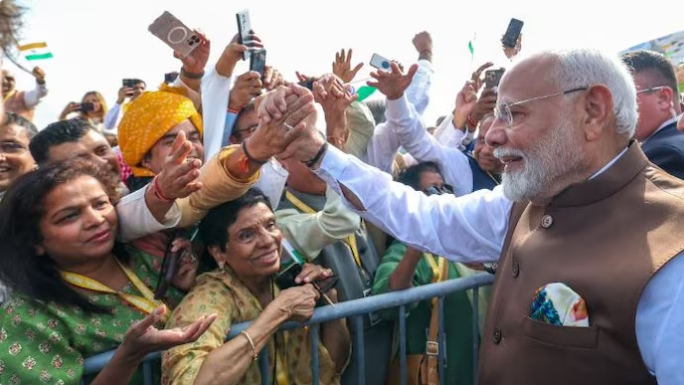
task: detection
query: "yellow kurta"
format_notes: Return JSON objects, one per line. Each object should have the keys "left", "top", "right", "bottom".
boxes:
{"left": 162, "top": 267, "right": 341, "bottom": 385}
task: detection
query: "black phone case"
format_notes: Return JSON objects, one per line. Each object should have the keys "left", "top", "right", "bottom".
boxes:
{"left": 502, "top": 19, "right": 524, "bottom": 48}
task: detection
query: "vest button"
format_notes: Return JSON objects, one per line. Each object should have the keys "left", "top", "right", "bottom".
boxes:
{"left": 493, "top": 329, "right": 502, "bottom": 344}
{"left": 541, "top": 215, "right": 553, "bottom": 229}
{"left": 512, "top": 260, "right": 520, "bottom": 278}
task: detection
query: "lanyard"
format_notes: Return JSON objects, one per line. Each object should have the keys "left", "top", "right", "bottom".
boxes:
{"left": 61, "top": 258, "right": 166, "bottom": 320}
{"left": 274, "top": 336, "right": 290, "bottom": 385}
{"left": 424, "top": 254, "right": 446, "bottom": 308}
{"left": 3, "top": 89, "right": 15, "bottom": 102}
{"left": 285, "top": 191, "right": 363, "bottom": 270}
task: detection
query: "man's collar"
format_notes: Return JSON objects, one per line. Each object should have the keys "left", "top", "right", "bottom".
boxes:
{"left": 641, "top": 116, "right": 679, "bottom": 144}
{"left": 551, "top": 141, "right": 648, "bottom": 207}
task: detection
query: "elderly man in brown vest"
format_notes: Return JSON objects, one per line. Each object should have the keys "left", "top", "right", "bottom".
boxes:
{"left": 256, "top": 49, "right": 684, "bottom": 384}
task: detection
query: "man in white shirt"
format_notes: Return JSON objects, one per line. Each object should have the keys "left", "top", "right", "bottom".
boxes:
{"left": 2, "top": 67, "right": 48, "bottom": 121}
{"left": 103, "top": 78, "right": 146, "bottom": 133}
{"left": 262, "top": 49, "right": 684, "bottom": 385}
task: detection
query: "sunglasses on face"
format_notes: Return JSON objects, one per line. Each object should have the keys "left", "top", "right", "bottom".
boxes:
{"left": 423, "top": 184, "right": 454, "bottom": 196}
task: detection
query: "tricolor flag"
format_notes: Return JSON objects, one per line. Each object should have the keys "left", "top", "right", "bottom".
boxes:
{"left": 468, "top": 34, "right": 476, "bottom": 62}
{"left": 18, "top": 42, "right": 53, "bottom": 61}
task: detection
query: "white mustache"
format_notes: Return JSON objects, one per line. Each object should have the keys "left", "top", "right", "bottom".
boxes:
{"left": 493, "top": 147, "right": 526, "bottom": 160}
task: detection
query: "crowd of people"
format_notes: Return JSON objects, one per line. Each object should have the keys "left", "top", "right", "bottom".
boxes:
{"left": 0, "top": 1, "right": 684, "bottom": 384}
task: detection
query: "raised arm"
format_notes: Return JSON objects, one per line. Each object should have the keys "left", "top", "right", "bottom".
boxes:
{"left": 272, "top": 85, "right": 511, "bottom": 262}
{"left": 371, "top": 62, "right": 473, "bottom": 196}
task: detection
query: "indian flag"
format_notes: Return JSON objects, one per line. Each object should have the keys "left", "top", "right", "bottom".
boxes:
{"left": 18, "top": 42, "right": 53, "bottom": 61}
{"left": 468, "top": 33, "right": 476, "bottom": 62}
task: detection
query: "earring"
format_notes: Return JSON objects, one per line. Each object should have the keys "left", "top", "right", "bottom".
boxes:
{"left": 218, "top": 261, "right": 225, "bottom": 270}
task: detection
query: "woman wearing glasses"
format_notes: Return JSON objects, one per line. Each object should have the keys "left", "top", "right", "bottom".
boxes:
{"left": 162, "top": 188, "right": 351, "bottom": 385}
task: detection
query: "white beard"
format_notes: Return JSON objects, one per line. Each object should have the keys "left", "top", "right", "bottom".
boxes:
{"left": 495, "top": 117, "right": 583, "bottom": 202}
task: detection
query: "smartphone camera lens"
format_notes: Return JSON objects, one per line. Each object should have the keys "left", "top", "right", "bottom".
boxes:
{"left": 381, "top": 61, "right": 390, "bottom": 69}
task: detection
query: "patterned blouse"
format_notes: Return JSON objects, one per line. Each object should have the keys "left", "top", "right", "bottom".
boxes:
{"left": 162, "top": 267, "right": 341, "bottom": 385}
{"left": 0, "top": 246, "right": 185, "bottom": 385}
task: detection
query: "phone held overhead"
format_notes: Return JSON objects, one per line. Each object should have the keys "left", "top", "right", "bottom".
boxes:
{"left": 148, "top": 11, "right": 201, "bottom": 58}
{"left": 250, "top": 49, "right": 267, "bottom": 80}
{"left": 236, "top": 9, "right": 252, "bottom": 61}
{"left": 485, "top": 68, "right": 505, "bottom": 89}
{"left": 370, "top": 53, "right": 392, "bottom": 70}
{"left": 501, "top": 18, "right": 524, "bottom": 48}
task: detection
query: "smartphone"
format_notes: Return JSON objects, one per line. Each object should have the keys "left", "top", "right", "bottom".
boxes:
{"left": 154, "top": 230, "right": 183, "bottom": 300}
{"left": 501, "top": 18, "right": 524, "bottom": 48}
{"left": 485, "top": 68, "right": 505, "bottom": 89}
{"left": 370, "top": 53, "right": 392, "bottom": 70}
{"left": 164, "top": 72, "right": 179, "bottom": 84}
{"left": 122, "top": 78, "right": 137, "bottom": 88}
{"left": 275, "top": 262, "right": 302, "bottom": 290}
{"left": 250, "top": 49, "right": 266, "bottom": 80}
{"left": 236, "top": 9, "right": 252, "bottom": 61}
{"left": 79, "top": 102, "right": 95, "bottom": 113}
{"left": 148, "top": 11, "right": 201, "bottom": 58}
{"left": 298, "top": 79, "right": 315, "bottom": 90}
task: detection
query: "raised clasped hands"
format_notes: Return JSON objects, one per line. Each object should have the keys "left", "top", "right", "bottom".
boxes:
{"left": 241, "top": 84, "right": 318, "bottom": 162}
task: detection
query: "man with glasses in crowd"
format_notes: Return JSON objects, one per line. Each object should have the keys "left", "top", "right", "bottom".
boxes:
{"left": 622, "top": 50, "right": 684, "bottom": 179}
{"left": 266, "top": 48, "right": 684, "bottom": 384}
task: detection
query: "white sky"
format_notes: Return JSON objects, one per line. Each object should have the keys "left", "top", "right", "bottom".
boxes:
{"left": 9, "top": 0, "right": 684, "bottom": 129}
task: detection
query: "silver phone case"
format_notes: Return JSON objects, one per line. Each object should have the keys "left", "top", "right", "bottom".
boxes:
{"left": 148, "top": 11, "right": 200, "bottom": 58}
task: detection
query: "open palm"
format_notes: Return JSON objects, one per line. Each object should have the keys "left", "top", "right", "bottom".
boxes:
{"left": 368, "top": 62, "right": 418, "bottom": 100}
{"left": 121, "top": 306, "right": 217, "bottom": 356}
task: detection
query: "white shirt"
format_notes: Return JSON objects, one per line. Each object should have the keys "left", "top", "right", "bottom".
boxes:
{"left": 103, "top": 102, "right": 123, "bottom": 132}
{"left": 22, "top": 82, "right": 48, "bottom": 108}
{"left": 385, "top": 95, "right": 474, "bottom": 196}
{"left": 314, "top": 144, "right": 684, "bottom": 385}
{"left": 116, "top": 184, "right": 181, "bottom": 242}
{"left": 197, "top": 67, "right": 233, "bottom": 161}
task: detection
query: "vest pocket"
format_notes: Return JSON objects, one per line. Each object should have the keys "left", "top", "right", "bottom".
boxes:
{"left": 522, "top": 316, "right": 599, "bottom": 349}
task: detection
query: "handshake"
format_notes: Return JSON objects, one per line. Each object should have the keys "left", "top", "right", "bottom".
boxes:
{"left": 243, "top": 78, "right": 351, "bottom": 168}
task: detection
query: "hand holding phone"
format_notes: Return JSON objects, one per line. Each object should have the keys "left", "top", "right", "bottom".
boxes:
{"left": 501, "top": 18, "right": 524, "bottom": 48}
{"left": 484, "top": 68, "right": 505, "bottom": 89}
{"left": 236, "top": 10, "right": 252, "bottom": 60}
{"left": 148, "top": 11, "right": 201, "bottom": 58}
{"left": 250, "top": 49, "right": 267, "bottom": 80}
{"left": 370, "top": 53, "right": 392, "bottom": 70}
{"left": 79, "top": 102, "right": 95, "bottom": 113}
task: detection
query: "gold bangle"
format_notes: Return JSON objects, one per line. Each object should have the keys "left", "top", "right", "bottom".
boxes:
{"left": 240, "top": 330, "right": 258, "bottom": 361}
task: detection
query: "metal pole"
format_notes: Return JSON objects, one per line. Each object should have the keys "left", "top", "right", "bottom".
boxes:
{"left": 355, "top": 316, "right": 366, "bottom": 385}
{"left": 473, "top": 287, "right": 480, "bottom": 385}
{"left": 399, "top": 305, "right": 407, "bottom": 385}
{"left": 311, "top": 325, "right": 320, "bottom": 385}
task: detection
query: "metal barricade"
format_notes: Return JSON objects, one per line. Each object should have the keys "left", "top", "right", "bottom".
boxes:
{"left": 83, "top": 273, "right": 494, "bottom": 385}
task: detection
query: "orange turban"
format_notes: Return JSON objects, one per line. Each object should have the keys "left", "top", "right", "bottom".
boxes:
{"left": 118, "top": 86, "right": 202, "bottom": 177}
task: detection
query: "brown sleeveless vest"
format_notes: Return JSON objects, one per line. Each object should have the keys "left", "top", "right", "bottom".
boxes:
{"left": 478, "top": 142, "right": 684, "bottom": 384}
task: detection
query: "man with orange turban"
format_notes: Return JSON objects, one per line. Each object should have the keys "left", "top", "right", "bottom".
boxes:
{"left": 118, "top": 86, "right": 205, "bottom": 192}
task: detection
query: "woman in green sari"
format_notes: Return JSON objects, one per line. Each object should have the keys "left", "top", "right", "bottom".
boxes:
{"left": 0, "top": 159, "right": 215, "bottom": 385}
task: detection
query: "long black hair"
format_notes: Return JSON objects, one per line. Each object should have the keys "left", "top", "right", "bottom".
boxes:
{"left": 0, "top": 158, "right": 124, "bottom": 313}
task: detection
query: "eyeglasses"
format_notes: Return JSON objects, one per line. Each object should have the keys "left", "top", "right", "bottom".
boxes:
{"left": 236, "top": 124, "right": 258, "bottom": 137}
{"left": 637, "top": 85, "right": 668, "bottom": 95}
{"left": 423, "top": 184, "right": 454, "bottom": 196}
{"left": 494, "top": 87, "right": 588, "bottom": 127}
{"left": 0, "top": 141, "right": 27, "bottom": 154}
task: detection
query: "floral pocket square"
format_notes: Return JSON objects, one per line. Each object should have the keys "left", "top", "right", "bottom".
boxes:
{"left": 530, "top": 282, "right": 589, "bottom": 327}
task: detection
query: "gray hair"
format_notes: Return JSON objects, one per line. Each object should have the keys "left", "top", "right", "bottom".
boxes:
{"left": 546, "top": 49, "right": 638, "bottom": 138}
